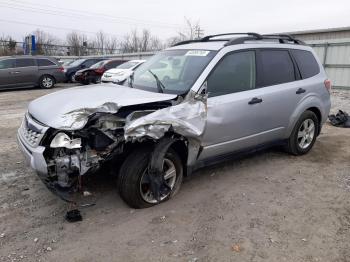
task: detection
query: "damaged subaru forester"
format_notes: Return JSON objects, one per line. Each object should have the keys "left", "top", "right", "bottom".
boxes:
{"left": 17, "top": 33, "right": 331, "bottom": 208}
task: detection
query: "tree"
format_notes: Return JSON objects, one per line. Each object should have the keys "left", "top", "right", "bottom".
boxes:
{"left": 105, "top": 36, "right": 119, "bottom": 54}
{"left": 167, "top": 17, "right": 203, "bottom": 46}
{"left": 0, "top": 35, "right": 18, "bottom": 56}
{"left": 32, "top": 29, "right": 59, "bottom": 55}
{"left": 66, "top": 31, "right": 87, "bottom": 56}
{"left": 120, "top": 29, "right": 162, "bottom": 53}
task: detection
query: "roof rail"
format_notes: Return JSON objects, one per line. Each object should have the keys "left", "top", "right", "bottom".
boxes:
{"left": 172, "top": 32, "right": 305, "bottom": 47}
{"left": 172, "top": 32, "right": 263, "bottom": 46}
{"left": 262, "top": 34, "right": 306, "bottom": 45}
{"left": 201, "top": 32, "right": 263, "bottom": 41}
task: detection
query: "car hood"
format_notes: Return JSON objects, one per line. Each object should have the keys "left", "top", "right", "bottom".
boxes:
{"left": 28, "top": 85, "right": 177, "bottom": 130}
{"left": 105, "top": 68, "right": 131, "bottom": 74}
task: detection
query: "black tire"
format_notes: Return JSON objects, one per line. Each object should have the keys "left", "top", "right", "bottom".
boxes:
{"left": 68, "top": 73, "right": 75, "bottom": 83}
{"left": 285, "top": 110, "right": 319, "bottom": 155}
{"left": 92, "top": 76, "right": 101, "bottom": 84}
{"left": 39, "top": 75, "right": 55, "bottom": 89}
{"left": 82, "top": 79, "right": 90, "bottom": 85}
{"left": 118, "top": 147, "right": 183, "bottom": 208}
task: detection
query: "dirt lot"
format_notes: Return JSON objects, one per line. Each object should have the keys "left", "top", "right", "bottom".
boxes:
{"left": 0, "top": 85, "right": 349, "bottom": 262}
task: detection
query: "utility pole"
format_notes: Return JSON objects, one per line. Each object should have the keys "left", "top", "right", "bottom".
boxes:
{"left": 195, "top": 26, "right": 204, "bottom": 39}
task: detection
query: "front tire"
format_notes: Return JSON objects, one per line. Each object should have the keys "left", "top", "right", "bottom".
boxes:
{"left": 39, "top": 75, "right": 55, "bottom": 89}
{"left": 118, "top": 147, "right": 183, "bottom": 208}
{"left": 285, "top": 110, "right": 319, "bottom": 155}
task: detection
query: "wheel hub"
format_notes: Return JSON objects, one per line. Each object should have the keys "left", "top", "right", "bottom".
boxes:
{"left": 140, "top": 158, "right": 177, "bottom": 204}
{"left": 42, "top": 77, "right": 53, "bottom": 88}
{"left": 297, "top": 119, "right": 315, "bottom": 149}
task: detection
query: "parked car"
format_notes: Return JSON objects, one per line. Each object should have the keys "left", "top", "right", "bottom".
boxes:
{"left": 0, "top": 56, "right": 65, "bottom": 89}
{"left": 101, "top": 60, "right": 145, "bottom": 84}
{"left": 18, "top": 33, "right": 331, "bottom": 209}
{"left": 63, "top": 58, "right": 105, "bottom": 82}
{"left": 74, "top": 59, "right": 126, "bottom": 85}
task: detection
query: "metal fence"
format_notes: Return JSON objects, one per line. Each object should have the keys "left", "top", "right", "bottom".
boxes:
{"left": 309, "top": 41, "right": 350, "bottom": 89}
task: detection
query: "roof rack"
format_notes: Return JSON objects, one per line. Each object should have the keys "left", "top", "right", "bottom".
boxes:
{"left": 172, "top": 32, "right": 305, "bottom": 47}
{"left": 261, "top": 34, "right": 306, "bottom": 45}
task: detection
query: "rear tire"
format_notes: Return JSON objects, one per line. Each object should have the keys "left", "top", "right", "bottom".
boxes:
{"left": 118, "top": 147, "right": 183, "bottom": 208}
{"left": 39, "top": 75, "right": 55, "bottom": 89}
{"left": 69, "top": 73, "right": 75, "bottom": 83}
{"left": 285, "top": 110, "right": 319, "bottom": 155}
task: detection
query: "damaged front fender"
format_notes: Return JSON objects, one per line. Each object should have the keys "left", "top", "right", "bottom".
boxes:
{"left": 124, "top": 90, "right": 207, "bottom": 165}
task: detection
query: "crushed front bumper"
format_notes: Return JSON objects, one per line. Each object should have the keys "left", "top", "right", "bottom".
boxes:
{"left": 17, "top": 129, "right": 75, "bottom": 202}
{"left": 17, "top": 127, "right": 48, "bottom": 175}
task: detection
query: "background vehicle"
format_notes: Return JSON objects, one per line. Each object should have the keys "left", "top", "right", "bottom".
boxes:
{"left": 0, "top": 56, "right": 65, "bottom": 89}
{"left": 101, "top": 60, "right": 145, "bottom": 84}
{"left": 74, "top": 59, "right": 126, "bottom": 85}
{"left": 18, "top": 33, "right": 331, "bottom": 209}
{"left": 63, "top": 58, "right": 105, "bottom": 82}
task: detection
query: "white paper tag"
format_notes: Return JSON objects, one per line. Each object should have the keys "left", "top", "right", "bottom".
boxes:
{"left": 185, "top": 50, "right": 210, "bottom": 56}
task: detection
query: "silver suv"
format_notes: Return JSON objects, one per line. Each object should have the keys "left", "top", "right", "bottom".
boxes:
{"left": 17, "top": 33, "right": 331, "bottom": 208}
{"left": 0, "top": 56, "right": 65, "bottom": 89}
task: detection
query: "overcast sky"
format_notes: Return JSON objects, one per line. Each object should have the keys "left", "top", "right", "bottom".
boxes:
{"left": 1, "top": 0, "right": 350, "bottom": 42}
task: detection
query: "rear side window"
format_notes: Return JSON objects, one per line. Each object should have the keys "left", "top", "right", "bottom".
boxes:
{"left": 0, "top": 59, "right": 15, "bottom": 69}
{"left": 291, "top": 50, "right": 320, "bottom": 78}
{"left": 258, "top": 50, "right": 295, "bottom": 87}
{"left": 83, "top": 59, "right": 99, "bottom": 68}
{"left": 37, "top": 59, "right": 55, "bottom": 66}
{"left": 16, "top": 58, "right": 35, "bottom": 67}
{"left": 207, "top": 51, "right": 256, "bottom": 97}
{"left": 106, "top": 60, "right": 124, "bottom": 69}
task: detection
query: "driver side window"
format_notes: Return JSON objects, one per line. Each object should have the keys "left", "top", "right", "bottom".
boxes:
{"left": 207, "top": 51, "right": 256, "bottom": 97}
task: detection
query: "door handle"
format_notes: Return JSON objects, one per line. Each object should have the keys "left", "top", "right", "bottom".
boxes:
{"left": 296, "top": 88, "right": 306, "bottom": 94}
{"left": 9, "top": 71, "right": 20, "bottom": 74}
{"left": 248, "top": 97, "right": 263, "bottom": 105}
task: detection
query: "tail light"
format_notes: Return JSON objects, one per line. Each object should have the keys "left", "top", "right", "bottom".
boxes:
{"left": 324, "top": 79, "right": 332, "bottom": 92}
{"left": 58, "top": 67, "right": 64, "bottom": 72}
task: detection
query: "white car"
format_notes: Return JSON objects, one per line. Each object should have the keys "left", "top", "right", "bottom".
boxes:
{"left": 101, "top": 60, "right": 145, "bottom": 83}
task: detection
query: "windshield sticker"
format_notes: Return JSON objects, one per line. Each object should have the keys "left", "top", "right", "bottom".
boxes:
{"left": 185, "top": 50, "right": 210, "bottom": 56}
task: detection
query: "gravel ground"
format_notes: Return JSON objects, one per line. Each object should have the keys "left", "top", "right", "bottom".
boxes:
{"left": 0, "top": 85, "right": 349, "bottom": 262}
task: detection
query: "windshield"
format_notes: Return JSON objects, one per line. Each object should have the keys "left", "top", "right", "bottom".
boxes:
{"left": 90, "top": 60, "right": 109, "bottom": 69}
{"left": 130, "top": 49, "right": 217, "bottom": 94}
{"left": 117, "top": 61, "right": 140, "bottom": 69}
{"left": 68, "top": 59, "right": 85, "bottom": 67}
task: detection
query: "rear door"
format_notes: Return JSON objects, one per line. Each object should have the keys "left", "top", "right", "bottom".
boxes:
{"left": 0, "top": 58, "right": 16, "bottom": 88}
{"left": 15, "top": 58, "right": 38, "bottom": 86}
{"left": 254, "top": 49, "right": 306, "bottom": 137}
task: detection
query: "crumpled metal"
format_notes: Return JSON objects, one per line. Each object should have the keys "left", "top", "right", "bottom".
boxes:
{"left": 124, "top": 91, "right": 207, "bottom": 140}
{"left": 60, "top": 102, "right": 121, "bottom": 130}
